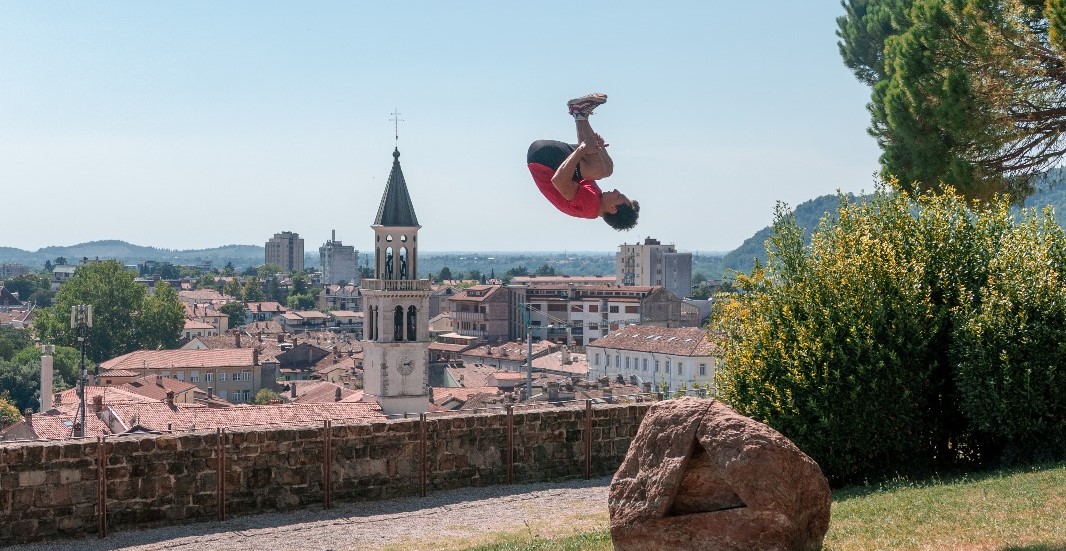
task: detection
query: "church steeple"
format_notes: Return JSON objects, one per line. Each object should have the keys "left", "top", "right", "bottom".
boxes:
{"left": 374, "top": 148, "right": 420, "bottom": 228}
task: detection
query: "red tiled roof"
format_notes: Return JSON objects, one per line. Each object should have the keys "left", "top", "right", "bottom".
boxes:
{"left": 121, "top": 375, "right": 199, "bottom": 401}
{"left": 532, "top": 351, "right": 589, "bottom": 376}
{"left": 245, "top": 301, "right": 287, "bottom": 313}
{"left": 240, "top": 320, "right": 287, "bottom": 335}
{"left": 100, "top": 349, "right": 257, "bottom": 371}
{"left": 106, "top": 400, "right": 385, "bottom": 432}
{"left": 588, "top": 325, "right": 715, "bottom": 356}
{"left": 287, "top": 380, "right": 361, "bottom": 403}
{"left": 183, "top": 320, "right": 216, "bottom": 330}
{"left": 462, "top": 340, "right": 554, "bottom": 362}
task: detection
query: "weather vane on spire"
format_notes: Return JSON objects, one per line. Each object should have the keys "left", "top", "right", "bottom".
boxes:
{"left": 389, "top": 108, "right": 404, "bottom": 148}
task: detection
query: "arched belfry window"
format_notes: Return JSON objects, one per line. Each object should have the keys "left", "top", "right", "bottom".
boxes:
{"left": 399, "top": 247, "right": 409, "bottom": 280}
{"left": 385, "top": 247, "right": 394, "bottom": 280}
{"left": 407, "top": 305, "right": 417, "bottom": 341}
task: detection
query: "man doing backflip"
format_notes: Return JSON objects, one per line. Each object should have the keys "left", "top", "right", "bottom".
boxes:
{"left": 527, "top": 93, "right": 639, "bottom": 230}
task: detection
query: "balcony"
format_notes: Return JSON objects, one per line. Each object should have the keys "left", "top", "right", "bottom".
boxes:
{"left": 361, "top": 279, "right": 431, "bottom": 292}
{"left": 452, "top": 311, "right": 486, "bottom": 322}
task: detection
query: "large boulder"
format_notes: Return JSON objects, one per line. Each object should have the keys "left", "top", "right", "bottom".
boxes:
{"left": 609, "top": 398, "right": 831, "bottom": 551}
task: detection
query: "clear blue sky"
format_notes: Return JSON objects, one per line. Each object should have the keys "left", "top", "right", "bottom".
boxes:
{"left": 0, "top": 2, "right": 879, "bottom": 254}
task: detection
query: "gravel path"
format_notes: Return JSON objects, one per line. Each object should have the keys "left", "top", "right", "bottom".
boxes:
{"left": 10, "top": 477, "right": 613, "bottom": 551}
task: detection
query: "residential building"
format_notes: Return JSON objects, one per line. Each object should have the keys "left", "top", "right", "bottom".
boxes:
{"left": 265, "top": 231, "right": 304, "bottom": 272}
{"left": 509, "top": 275, "right": 615, "bottom": 286}
{"left": 585, "top": 325, "right": 716, "bottom": 394}
{"left": 616, "top": 237, "right": 693, "bottom": 300}
{"left": 429, "top": 284, "right": 459, "bottom": 318}
{"left": 50, "top": 265, "right": 76, "bottom": 290}
{"left": 361, "top": 146, "right": 431, "bottom": 416}
{"left": 0, "top": 263, "right": 29, "bottom": 279}
{"left": 98, "top": 348, "right": 278, "bottom": 404}
{"left": 459, "top": 340, "right": 555, "bottom": 372}
{"left": 0, "top": 286, "right": 24, "bottom": 311}
{"left": 182, "top": 319, "right": 218, "bottom": 340}
{"left": 327, "top": 310, "right": 362, "bottom": 336}
{"left": 448, "top": 284, "right": 511, "bottom": 344}
{"left": 319, "top": 230, "right": 358, "bottom": 285}
{"left": 508, "top": 284, "right": 698, "bottom": 346}
{"left": 244, "top": 301, "right": 288, "bottom": 323}
{"left": 318, "top": 284, "right": 360, "bottom": 312}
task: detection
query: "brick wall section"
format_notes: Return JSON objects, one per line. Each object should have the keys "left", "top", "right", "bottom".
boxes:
{"left": 0, "top": 402, "right": 653, "bottom": 546}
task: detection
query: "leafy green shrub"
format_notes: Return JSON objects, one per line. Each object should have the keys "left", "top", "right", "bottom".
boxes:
{"left": 952, "top": 206, "right": 1066, "bottom": 460}
{"left": 711, "top": 185, "right": 1057, "bottom": 482}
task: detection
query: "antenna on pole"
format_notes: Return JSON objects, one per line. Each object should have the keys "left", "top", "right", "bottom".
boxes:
{"left": 389, "top": 108, "right": 404, "bottom": 148}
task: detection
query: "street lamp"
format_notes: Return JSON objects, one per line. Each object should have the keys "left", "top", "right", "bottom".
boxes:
{"left": 70, "top": 304, "right": 92, "bottom": 438}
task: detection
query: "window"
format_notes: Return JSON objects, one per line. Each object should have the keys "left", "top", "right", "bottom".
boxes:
{"left": 643, "top": 359, "right": 648, "bottom": 371}
{"left": 625, "top": 305, "right": 638, "bottom": 314}
{"left": 595, "top": 353, "right": 601, "bottom": 366}
{"left": 571, "top": 304, "right": 583, "bottom": 312}
{"left": 615, "top": 354, "right": 620, "bottom": 368}
{"left": 241, "top": 371, "right": 251, "bottom": 382}
{"left": 625, "top": 357, "right": 631, "bottom": 370}
{"left": 609, "top": 305, "right": 619, "bottom": 313}
{"left": 190, "top": 371, "right": 199, "bottom": 383}
{"left": 677, "top": 363, "right": 683, "bottom": 375}
{"left": 219, "top": 372, "right": 227, "bottom": 382}
{"left": 605, "top": 354, "right": 610, "bottom": 367}
{"left": 654, "top": 360, "right": 660, "bottom": 372}
{"left": 588, "top": 305, "right": 598, "bottom": 313}
{"left": 665, "top": 359, "right": 671, "bottom": 373}
{"left": 699, "top": 363, "right": 708, "bottom": 376}
{"left": 205, "top": 372, "right": 213, "bottom": 382}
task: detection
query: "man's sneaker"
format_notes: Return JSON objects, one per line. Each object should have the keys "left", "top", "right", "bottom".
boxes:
{"left": 568, "top": 93, "right": 607, "bottom": 117}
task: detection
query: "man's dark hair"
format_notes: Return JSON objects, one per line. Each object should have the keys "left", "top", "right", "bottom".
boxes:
{"left": 603, "top": 201, "right": 640, "bottom": 231}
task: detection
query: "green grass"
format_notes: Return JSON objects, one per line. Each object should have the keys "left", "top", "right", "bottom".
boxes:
{"left": 455, "top": 462, "right": 1066, "bottom": 551}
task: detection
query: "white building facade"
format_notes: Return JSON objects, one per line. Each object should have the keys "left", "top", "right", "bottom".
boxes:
{"left": 585, "top": 325, "right": 715, "bottom": 394}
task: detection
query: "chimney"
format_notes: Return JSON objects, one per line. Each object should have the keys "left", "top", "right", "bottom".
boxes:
{"left": 603, "top": 387, "right": 614, "bottom": 403}
{"left": 92, "top": 395, "right": 104, "bottom": 413}
{"left": 252, "top": 348, "right": 259, "bottom": 366}
{"left": 335, "top": 387, "right": 341, "bottom": 402}
{"left": 235, "top": 331, "right": 242, "bottom": 348}
{"left": 156, "top": 375, "right": 164, "bottom": 387}
{"left": 277, "top": 334, "right": 284, "bottom": 343}
{"left": 165, "top": 391, "right": 175, "bottom": 408}
{"left": 23, "top": 408, "right": 32, "bottom": 423}
{"left": 207, "top": 387, "right": 214, "bottom": 399}
{"left": 290, "top": 382, "right": 297, "bottom": 399}
{"left": 40, "top": 348, "right": 54, "bottom": 411}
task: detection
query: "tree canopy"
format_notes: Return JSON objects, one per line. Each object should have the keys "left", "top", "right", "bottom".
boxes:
{"left": 838, "top": 0, "right": 1066, "bottom": 201}
{"left": 32, "top": 260, "right": 184, "bottom": 362}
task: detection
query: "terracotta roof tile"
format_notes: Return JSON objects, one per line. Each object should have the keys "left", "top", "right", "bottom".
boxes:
{"left": 99, "top": 349, "right": 257, "bottom": 371}
{"left": 588, "top": 325, "right": 715, "bottom": 356}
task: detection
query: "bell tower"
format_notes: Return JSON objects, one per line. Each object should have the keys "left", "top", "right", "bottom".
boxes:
{"left": 361, "top": 146, "right": 431, "bottom": 416}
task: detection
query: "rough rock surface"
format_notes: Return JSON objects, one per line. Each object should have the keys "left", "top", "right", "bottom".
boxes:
{"left": 609, "top": 398, "right": 831, "bottom": 551}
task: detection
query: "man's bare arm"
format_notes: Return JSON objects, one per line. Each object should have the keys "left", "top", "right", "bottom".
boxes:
{"left": 551, "top": 142, "right": 592, "bottom": 201}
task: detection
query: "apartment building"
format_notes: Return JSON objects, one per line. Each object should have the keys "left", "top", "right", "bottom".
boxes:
{"left": 616, "top": 237, "right": 693, "bottom": 300}
{"left": 98, "top": 348, "right": 277, "bottom": 404}
{"left": 265, "top": 231, "right": 304, "bottom": 272}
{"left": 319, "top": 230, "right": 358, "bottom": 285}
{"left": 449, "top": 284, "right": 511, "bottom": 343}
{"left": 507, "top": 283, "right": 698, "bottom": 346}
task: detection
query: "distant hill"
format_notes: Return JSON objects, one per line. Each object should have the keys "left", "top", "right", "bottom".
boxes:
{"left": 0, "top": 241, "right": 266, "bottom": 269}
{"left": 719, "top": 194, "right": 859, "bottom": 277}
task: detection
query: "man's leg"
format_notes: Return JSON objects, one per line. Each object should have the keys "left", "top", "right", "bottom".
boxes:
{"left": 575, "top": 119, "right": 614, "bottom": 180}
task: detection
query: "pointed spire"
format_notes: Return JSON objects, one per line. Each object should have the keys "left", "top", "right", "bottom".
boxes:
{"left": 374, "top": 148, "right": 420, "bottom": 227}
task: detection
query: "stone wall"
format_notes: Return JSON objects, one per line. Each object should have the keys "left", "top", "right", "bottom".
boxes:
{"left": 0, "top": 401, "right": 652, "bottom": 546}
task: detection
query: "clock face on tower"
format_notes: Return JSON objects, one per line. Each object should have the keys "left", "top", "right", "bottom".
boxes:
{"left": 398, "top": 355, "right": 415, "bottom": 376}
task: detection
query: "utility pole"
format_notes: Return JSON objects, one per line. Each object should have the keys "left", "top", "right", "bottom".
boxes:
{"left": 70, "top": 304, "right": 92, "bottom": 438}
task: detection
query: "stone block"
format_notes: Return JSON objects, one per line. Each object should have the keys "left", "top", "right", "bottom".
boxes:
{"left": 18, "top": 470, "right": 47, "bottom": 487}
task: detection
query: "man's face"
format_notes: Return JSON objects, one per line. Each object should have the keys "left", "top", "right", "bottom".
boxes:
{"left": 602, "top": 189, "right": 630, "bottom": 214}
